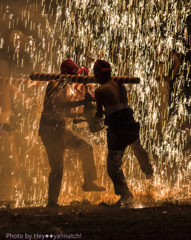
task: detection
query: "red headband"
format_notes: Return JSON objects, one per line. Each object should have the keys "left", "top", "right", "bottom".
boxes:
{"left": 60, "top": 58, "right": 78, "bottom": 74}
{"left": 93, "top": 60, "right": 112, "bottom": 74}
{"left": 78, "top": 67, "right": 89, "bottom": 76}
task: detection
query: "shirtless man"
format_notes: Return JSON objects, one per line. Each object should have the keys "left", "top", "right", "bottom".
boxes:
{"left": 0, "top": 81, "right": 38, "bottom": 202}
{"left": 155, "top": 16, "right": 191, "bottom": 153}
{"left": 155, "top": 50, "right": 181, "bottom": 140}
{"left": 0, "top": 83, "right": 19, "bottom": 202}
{"left": 0, "top": 32, "right": 40, "bottom": 201}
{"left": 93, "top": 60, "right": 153, "bottom": 206}
{"left": 181, "top": 17, "right": 191, "bottom": 152}
{"left": 39, "top": 58, "right": 105, "bottom": 208}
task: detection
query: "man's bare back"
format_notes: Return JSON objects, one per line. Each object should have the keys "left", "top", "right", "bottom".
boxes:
{"left": 95, "top": 79, "right": 128, "bottom": 118}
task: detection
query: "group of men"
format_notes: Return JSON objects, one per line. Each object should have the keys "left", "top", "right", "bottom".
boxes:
{"left": 39, "top": 27, "right": 191, "bottom": 207}
{"left": 1, "top": 20, "right": 190, "bottom": 208}
{"left": 39, "top": 57, "right": 153, "bottom": 208}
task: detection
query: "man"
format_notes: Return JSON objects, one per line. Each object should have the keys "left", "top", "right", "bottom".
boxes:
{"left": 153, "top": 47, "right": 182, "bottom": 176}
{"left": 0, "top": 32, "right": 40, "bottom": 202}
{"left": 93, "top": 60, "right": 153, "bottom": 206}
{"left": 0, "top": 82, "right": 20, "bottom": 202}
{"left": 181, "top": 20, "right": 191, "bottom": 151}
{"left": 39, "top": 58, "right": 105, "bottom": 208}
{"left": 0, "top": 80, "right": 39, "bottom": 202}
{"left": 155, "top": 16, "right": 191, "bottom": 154}
{"left": 155, "top": 50, "right": 182, "bottom": 142}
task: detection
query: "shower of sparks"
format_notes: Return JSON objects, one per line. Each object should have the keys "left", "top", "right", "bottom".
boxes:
{"left": 0, "top": 0, "right": 191, "bottom": 208}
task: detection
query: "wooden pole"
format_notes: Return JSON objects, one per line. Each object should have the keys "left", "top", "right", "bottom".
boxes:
{"left": 29, "top": 72, "right": 140, "bottom": 84}
{"left": 0, "top": 73, "right": 140, "bottom": 86}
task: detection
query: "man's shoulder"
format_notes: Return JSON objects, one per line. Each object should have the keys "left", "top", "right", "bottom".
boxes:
{"left": 95, "top": 84, "right": 108, "bottom": 94}
{"left": 45, "top": 80, "right": 59, "bottom": 98}
{"left": 46, "top": 80, "right": 58, "bottom": 89}
{"left": 48, "top": 80, "right": 57, "bottom": 85}
{"left": 97, "top": 81, "right": 113, "bottom": 89}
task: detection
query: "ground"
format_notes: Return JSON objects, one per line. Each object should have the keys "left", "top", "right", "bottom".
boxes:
{"left": 0, "top": 201, "right": 191, "bottom": 240}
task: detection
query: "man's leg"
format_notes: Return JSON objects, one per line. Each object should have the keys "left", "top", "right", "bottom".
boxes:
{"left": 46, "top": 143, "right": 64, "bottom": 204}
{"left": 156, "top": 81, "right": 170, "bottom": 141}
{"left": 150, "top": 82, "right": 170, "bottom": 163}
{"left": 107, "top": 149, "right": 132, "bottom": 197}
{"left": 78, "top": 145, "right": 97, "bottom": 182}
{"left": 0, "top": 131, "right": 19, "bottom": 202}
{"left": 130, "top": 138, "right": 153, "bottom": 178}
{"left": 40, "top": 128, "right": 64, "bottom": 205}
{"left": 64, "top": 128, "right": 105, "bottom": 191}
{"left": 181, "top": 118, "right": 191, "bottom": 152}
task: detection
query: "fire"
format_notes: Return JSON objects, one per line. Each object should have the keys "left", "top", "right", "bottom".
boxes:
{"left": 0, "top": 0, "right": 191, "bottom": 208}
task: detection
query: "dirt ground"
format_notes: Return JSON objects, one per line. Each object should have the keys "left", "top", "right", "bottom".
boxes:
{"left": 0, "top": 201, "right": 191, "bottom": 240}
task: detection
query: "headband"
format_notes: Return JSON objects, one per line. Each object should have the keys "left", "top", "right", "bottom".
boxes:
{"left": 93, "top": 60, "right": 112, "bottom": 74}
{"left": 60, "top": 58, "right": 78, "bottom": 74}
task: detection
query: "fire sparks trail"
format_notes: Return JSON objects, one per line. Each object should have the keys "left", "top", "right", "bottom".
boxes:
{"left": 0, "top": 0, "right": 191, "bottom": 208}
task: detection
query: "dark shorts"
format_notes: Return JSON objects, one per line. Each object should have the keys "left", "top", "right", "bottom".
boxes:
{"left": 105, "top": 108, "right": 140, "bottom": 151}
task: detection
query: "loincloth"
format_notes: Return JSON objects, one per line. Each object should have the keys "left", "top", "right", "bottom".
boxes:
{"left": 105, "top": 108, "right": 140, "bottom": 150}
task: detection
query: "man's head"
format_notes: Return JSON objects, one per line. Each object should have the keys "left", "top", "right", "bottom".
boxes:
{"left": 9, "top": 30, "right": 29, "bottom": 52}
{"left": 93, "top": 60, "right": 112, "bottom": 84}
{"left": 60, "top": 58, "right": 78, "bottom": 75}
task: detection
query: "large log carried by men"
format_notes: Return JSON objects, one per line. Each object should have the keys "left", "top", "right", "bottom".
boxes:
{"left": 29, "top": 72, "right": 140, "bottom": 84}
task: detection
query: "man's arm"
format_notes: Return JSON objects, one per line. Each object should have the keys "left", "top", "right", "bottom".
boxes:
{"left": 10, "top": 84, "right": 41, "bottom": 112}
{"left": 64, "top": 110, "right": 84, "bottom": 118}
{"left": 156, "top": 52, "right": 181, "bottom": 82}
{"left": 57, "top": 99, "right": 86, "bottom": 109}
{"left": 164, "top": 52, "right": 181, "bottom": 81}
{"left": 10, "top": 84, "right": 35, "bottom": 106}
